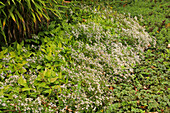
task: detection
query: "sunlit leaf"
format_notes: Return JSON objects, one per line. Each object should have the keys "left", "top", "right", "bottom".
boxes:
{"left": 8, "top": 9, "right": 16, "bottom": 22}
{"left": 50, "top": 77, "right": 58, "bottom": 83}
{"left": 22, "top": 88, "right": 32, "bottom": 92}
{"left": 18, "top": 76, "right": 27, "bottom": 86}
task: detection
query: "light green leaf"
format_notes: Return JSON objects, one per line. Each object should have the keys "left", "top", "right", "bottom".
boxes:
{"left": 98, "top": 5, "right": 100, "bottom": 11}
{"left": 58, "top": 72, "right": 62, "bottom": 79}
{"left": 22, "top": 88, "right": 32, "bottom": 92}
{"left": 52, "top": 85, "right": 60, "bottom": 90}
{"left": 40, "top": 48, "right": 46, "bottom": 53}
{"left": 50, "top": 77, "right": 58, "bottom": 83}
{"left": 11, "top": 0, "right": 16, "bottom": 5}
{"left": 58, "top": 42, "right": 62, "bottom": 48}
{"left": 37, "top": 65, "right": 42, "bottom": 70}
{"left": 0, "top": 1, "right": 5, "bottom": 5}
{"left": 18, "top": 76, "right": 27, "bottom": 86}
{"left": 45, "top": 55, "right": 52, "bottom": 61}
{"left": 43, "top": 89, "right": 51, "bottom": 95}
{"left": 0, "top": 89, "right": 4, "bottom": 96}
{"left": 38, "top": 82, "right": 49, "bottom": 88}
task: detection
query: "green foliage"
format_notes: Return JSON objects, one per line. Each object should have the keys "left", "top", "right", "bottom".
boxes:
{"left": 111, "top": 0, "right": 170, "bottom": 46}
{"left": 104, "top": 0, "right": 170, "bottom": 112}
{"left": 0, "top": 0, "right": 169, "bottom": 112}
{"left": 0, "top": 0, "right": 66, "bottom": 46}
{"left": 0, "top": 21, "right": 74, "bottom": 112}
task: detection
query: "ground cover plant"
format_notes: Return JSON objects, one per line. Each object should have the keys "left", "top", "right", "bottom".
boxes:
{"left": 0, "top": 0, "right": 169, "bottom": 112}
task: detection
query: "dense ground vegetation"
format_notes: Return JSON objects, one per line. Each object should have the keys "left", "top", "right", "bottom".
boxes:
{"left": 0, "top": 0, "right": 169, "bottom": 112}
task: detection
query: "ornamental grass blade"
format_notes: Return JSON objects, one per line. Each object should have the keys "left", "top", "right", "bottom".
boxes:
{"left": 14, "top": 14, "right": 20, "bottom": 30}
{"left": 41, "top": 12, "right": 50, "bottom": 21}
{"left": 26, "top": 0, "right": 33, "bottom": 11}
{"left": 2, "top": 18, "right": 6, "bottom": 30}
{"left": 11, "top": 0, "right": 16, "bottom": 5}
{"left": 9, "top": 11, "right": 16, "bottom": 22}
{"left": 31, "top": 12, "right": 37, "bottom": 23}
{"left": 35, "top": 12, "right": 41, "bottom": 22}
{"left": 1, "top": 10, "right": 7, "bottom": 17}
{"left": 36, "top": 10, "right": 43, "bottom": 19}
{"left": 8, "top": 6, "right": 16, "bottom": 22}
{"left": 7, "top": 0, "right": 11, "bottom": 5}
{"left": 0, "top": 1, "right": 5, "bottom": 6}
{"left": 35, "top": 0, "right": 46, "bottom": 6}
{"left": 15, "top": 9, "right": 24, "bottom": 23}
{"left": 32, "top": 1, "right": 43, "bottom": 12}
{"left": 46, "top": 7, "right": 62, "bottom": 19}
{"left": 0, "top": 19, "right": 7, "bottom": 45}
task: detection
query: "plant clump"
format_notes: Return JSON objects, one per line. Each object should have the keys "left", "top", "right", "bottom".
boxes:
{"left": 1, "top": 1, "right": 169, "bottom": 112}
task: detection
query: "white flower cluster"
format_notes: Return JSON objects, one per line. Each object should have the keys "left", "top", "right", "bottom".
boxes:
{"left": 56, "top": 6, "right": 156, "bottom": 111}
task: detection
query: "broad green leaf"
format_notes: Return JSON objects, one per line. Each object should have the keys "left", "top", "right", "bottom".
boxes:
{"left": 17, "top": 43, "right": 21, "bottom": 50}
{"left": 17, "top": 43, "right": 21, "bottom": 55}
{"left": 50, "top": 77, "right": 58, "bottom": 83}
{"left": 58, "top": 71, "right": 62, "bottom": 79}
{"left": 22, "top": 88, "right": 32, "bottom": 92}
{"left": 45, "top": 55, "right": 52, "bottom": 61}
{"left": 6, "top": 52, "right": 14, "bottom": 59}
{"left": 40, "top": 48, "right": 46, "bottom": 53}
{"left": 36, "top": 74, "right": 44, "bottom": 81}
{"left": 0, "top": 48, "right": 8, "bottom": 58}
{"left": 58, "top": 42, "right": 62, "bottom": 48}
{"left": 45, "top": 69, "right": 52, "bottom": 78}
{"left": 43, "top": 89, "right": 51, "bottom": 95}
{"left": 0, "top": 89, "right": 4, "bottom": 96}
{"left": 52, "top": 85, "right": 60, "bottom": 90}
{"left": 20, "top": 68, "right": 27, "bottom": 74}
{"left": 98, "top": 5, "right": 100, "bottom": 11}
{"left": 18, "top": 76, "right": 27, "bottom": 86}
{"left": 46, "top": 63, "right": 51, "bottom": 68}
{"left": 37, "top": 65, "right": 42, "bottom": 70}
{"left": 38, "top": 82, "right": 49, "bottom": 88}
{"left": 22, "top": 60, "right": 28, "bottom": 65}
